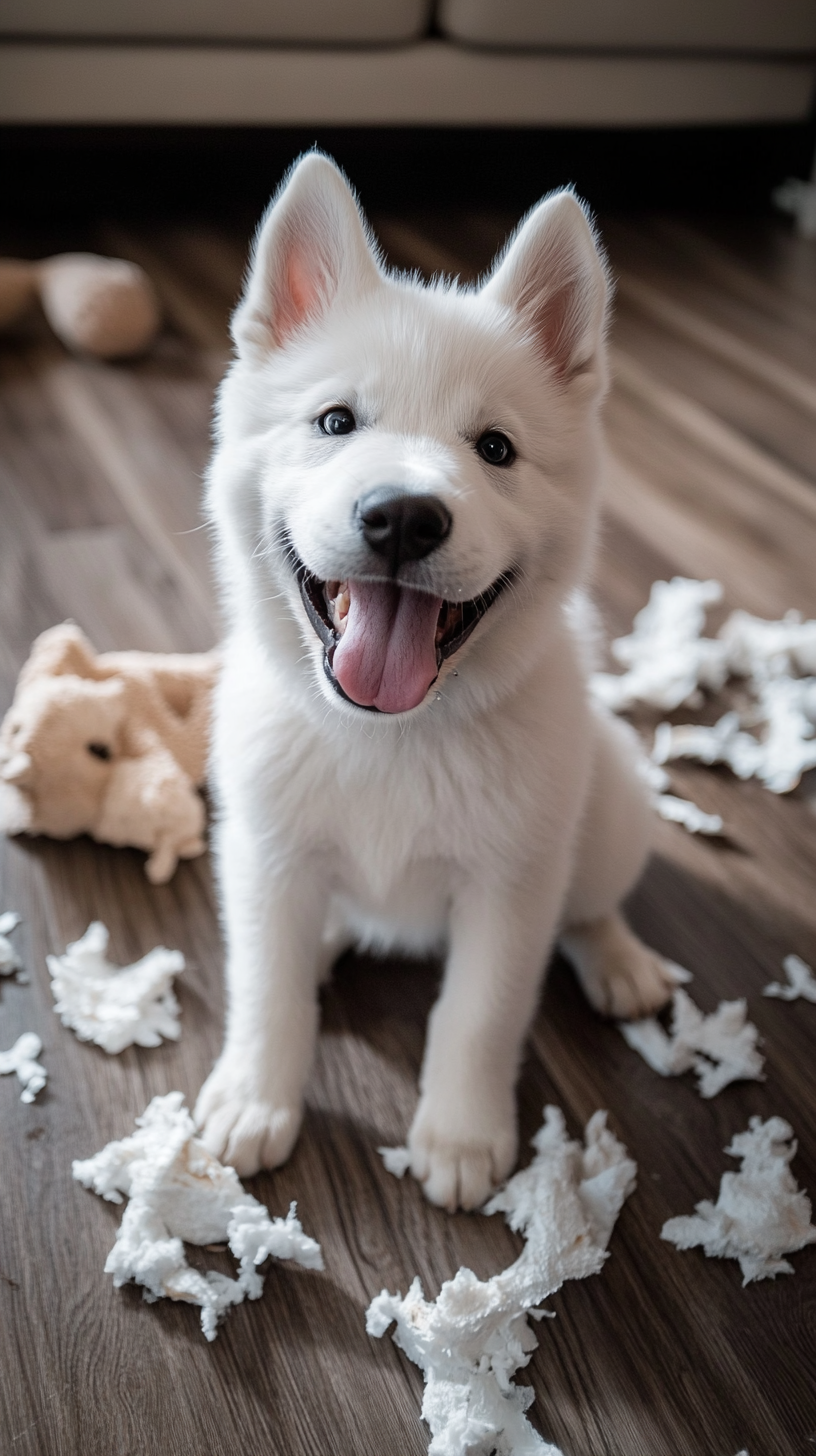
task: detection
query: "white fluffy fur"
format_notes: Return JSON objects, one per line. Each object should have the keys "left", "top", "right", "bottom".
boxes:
{"left": 196, "top": 153, "right": 673, "bottom": 1211}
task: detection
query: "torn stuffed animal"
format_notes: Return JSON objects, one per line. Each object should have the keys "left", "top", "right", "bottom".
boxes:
{"left": 620, "top": 988, "right": 764, "bottom": 1098}
{"left": 47, "top": 921, "right": 184, "bottom": 1054}
{"left": 73, "top": 1092, "right": 323, "bottom": 1340}
{"left": 662, "top": 1116, "right": 816, "bottom": 1284}
{"left": 654, "top": 684, "right": 816, "bottom": 796}
{"left": 368, "top": 1106, "right": 636, "bottom": 1456}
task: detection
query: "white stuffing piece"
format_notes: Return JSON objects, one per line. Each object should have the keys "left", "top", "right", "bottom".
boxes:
{"left": 73, "top": 1091, "right": 323, "bottom": 1340}
{"left": 593, "top": 576, "right": 816, "bottom": 804}
{"left": 654, "top": 791, "right": 724, "bottom": 836}
{"left": 379, "top": 1145, "right": 412, "bottom": 1178}
{"left": 592, "top": 577, "right": 728, "bottom": 713}
{"left": 655, "top": 684, "right": 816, "bottom": 795}
{"left": 748, "top": 678, "right": 816, "bottom": 793}
{"left": 764, "top": 954, "right": 816, "bottom": 1003}
{"left": 620, "top": 988, "right": 764, "bottom": 1098}
{"left": 720, "top": 608, "right": 816, "bottom": 678}
{"left": 653, "top": 713, "right": 758, "bottom": 778}
{"left": 0, "top": 910, "right": 22, "bottom": 976}
{"left": 0, "top": 1031, "right": 47, "bottom": 1103}
{"left": 368, "top": 1106, "right": 636, "bottom": 1456}
{"left": 661, "top": 1116, "right": 816, "bottom": 1284}
{"left": 638, "top": 758, "right": 723, "bottom": 837}
{"left": 47, "top": 921, "right": 184, "bottom": 1054}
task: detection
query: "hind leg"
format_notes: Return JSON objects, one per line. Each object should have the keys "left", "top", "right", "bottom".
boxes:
{"left": 560, "top": 712, "right": 675, "bottom": 1020}
{"left": 560, "top": 911, "right": 677, "bottom": 1020}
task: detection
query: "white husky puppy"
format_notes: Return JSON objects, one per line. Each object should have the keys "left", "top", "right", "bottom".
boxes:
{"left": 196, "top": 152, "right": 674, "bottom": 1211}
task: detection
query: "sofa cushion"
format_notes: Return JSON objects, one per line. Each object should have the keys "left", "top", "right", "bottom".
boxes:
{"left": 2, "top": 42, "right": 813, "bottom": 126}
{"left": 438, "top": 0, "right": 816, "bottom": 53}
{"left": 0, "top": 0, "right": 432, "bottom": 44}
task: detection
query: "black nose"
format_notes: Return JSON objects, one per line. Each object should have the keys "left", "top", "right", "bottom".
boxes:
{"left": 358, "top": 488, "right": 452, "bottom": 572}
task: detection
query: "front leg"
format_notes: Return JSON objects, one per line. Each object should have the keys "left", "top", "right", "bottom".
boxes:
{"left": 195, "top": 816, "right": 328, "bottom": 1176}
{"left": 409, "top": 872, "right": 565, "bottom": 1212}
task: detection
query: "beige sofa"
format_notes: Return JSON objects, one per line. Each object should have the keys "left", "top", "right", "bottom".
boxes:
{"left": 1, "top": 0, "right": 814, "bottom": 127}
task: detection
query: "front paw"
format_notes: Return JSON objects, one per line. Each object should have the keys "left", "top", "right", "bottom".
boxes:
{"left": 194, "top": 1057, "right": 303, "bottom": 1176}
{"left": 408, "top": 1091, "right": 517, "bottom": 1213}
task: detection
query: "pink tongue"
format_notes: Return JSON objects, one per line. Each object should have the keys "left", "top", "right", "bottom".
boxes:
{"left": 332, "top": 581, "right": 443, "bottom": 713}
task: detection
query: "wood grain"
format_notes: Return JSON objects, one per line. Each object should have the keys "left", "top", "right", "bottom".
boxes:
{"left": 1, "top": 205, "right": 815, "bottom": 1456}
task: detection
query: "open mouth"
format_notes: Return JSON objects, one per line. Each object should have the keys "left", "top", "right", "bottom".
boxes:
{"left": 294, "top": 559, "right": 510, "bottom": 714}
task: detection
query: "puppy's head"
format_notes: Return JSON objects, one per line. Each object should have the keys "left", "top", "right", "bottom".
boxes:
{"left": 211, "top": 152, "right": 609, "bottom": 720}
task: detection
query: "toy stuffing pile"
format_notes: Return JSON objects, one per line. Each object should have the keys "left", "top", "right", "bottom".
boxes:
{"left": 619, "top": 985, "right": 765, "bottom": 1098}
{"left": 2, "top": 579, "right": 816, "bottom": 1455}
{"left": 73, "top": 1092, "right": 324, "bottom": 1341}
{"left": 47, "top": 920, "right": 185, "bottom": 1054}
{"left": 369, "top": 1109, "right": 637, "bottom": 1456}
{"left": 662, "top": 1117, "right": 816, "bottom": 1286}
{"left": 591, "top": 576, "right": 816, "bottom": 834}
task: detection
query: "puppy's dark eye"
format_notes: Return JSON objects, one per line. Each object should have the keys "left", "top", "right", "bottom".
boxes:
{"left": 476, "top": 431, "right": 514, "bottom": 466}
{"left": 318, "top": 408, "right": 356, "bottom": 437}
{"left": 87, "top": 742, "right": 112, "bottom": 761}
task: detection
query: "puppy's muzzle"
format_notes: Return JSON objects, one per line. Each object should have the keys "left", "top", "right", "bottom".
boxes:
{"left": 358, "top": 488, "right": 452, "bottom": 575}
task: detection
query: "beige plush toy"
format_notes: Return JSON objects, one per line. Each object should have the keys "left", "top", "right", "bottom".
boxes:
{"left": 0, "top": 624, "right": 219, "bottom": 884}
{"left": 0, "top": 253, "right": 160, "bottom": 359}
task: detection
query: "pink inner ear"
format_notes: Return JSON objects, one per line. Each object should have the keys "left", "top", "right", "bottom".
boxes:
{"left": 531, "top": 281, "right": 584, "bottom": 382}
{"left": 270, "top": 245, "right": 327, "bottom": 345}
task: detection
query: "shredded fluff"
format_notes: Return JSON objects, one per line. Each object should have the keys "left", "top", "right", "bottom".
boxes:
{"left": 654, "top": 684, "right": 816, "bottom": 795}
{"left": 0, "top": 1031, "right": 47, "bottom": 1103}
{"left": 593, "top": 577, "right": 816, "bottom": 806}
{"left": 592, "top": 578, "right": 727, "bottom": 713}
{"left": 662, "top": 1116, "right": 816, "bottom": 1284}
{"left": 637, "top": 758, "right": 723, "bottom": 838}
{"left": 368, "top": 1106, "right": 636, "bottom": 1456}
{"left": 720, "top": 608, "right": 816, "bottom": 678}
{"left": 654, "top": 790, "right": 724, "bottom": 836}
{"left": 764, "top": 954, "right": 816, "bottom": 1003}
{"left": 0, "top": 911, "right": 22, "bottom": 976}
{"left": 620, "top": 988, "right": 764, "bottom": 1098}
{"left": 47, "top": 921, "right": 184, "bottom": 1054}
{"left": 73, "top": 1091, "right": 323, "bottom": 1340}
{"left": 379, "top": 1145, "right": 412, "bottom": 1178}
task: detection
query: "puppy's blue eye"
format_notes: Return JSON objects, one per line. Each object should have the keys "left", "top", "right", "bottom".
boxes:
{"left": 319, "top": 408, "right": 356, "bottom": 436}
{"left": 476, "top": 431, "right": 514, "bottom": 466}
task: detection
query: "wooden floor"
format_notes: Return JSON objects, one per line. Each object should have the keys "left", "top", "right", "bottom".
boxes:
{"left": 1, "top": 198, "right": 816, "bottom": 1456}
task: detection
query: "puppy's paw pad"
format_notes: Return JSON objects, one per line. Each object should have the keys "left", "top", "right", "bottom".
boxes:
{"left": 195, "top": 1068, "right": 302, "bottom": 1176}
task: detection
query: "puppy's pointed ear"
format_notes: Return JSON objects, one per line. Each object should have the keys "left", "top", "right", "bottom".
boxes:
{"left": 232, "top": 152, "right": 380, "bottom": 357}
{"left": 482, "top": 190, "right": 608, "bottom": 385}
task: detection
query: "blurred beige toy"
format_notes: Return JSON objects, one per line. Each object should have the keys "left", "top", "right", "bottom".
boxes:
{"left": 0, "top": 253, "right": 160, "bottom": 358}
{"left": 0, "top": 624, "right": 219, "bottom": 883}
